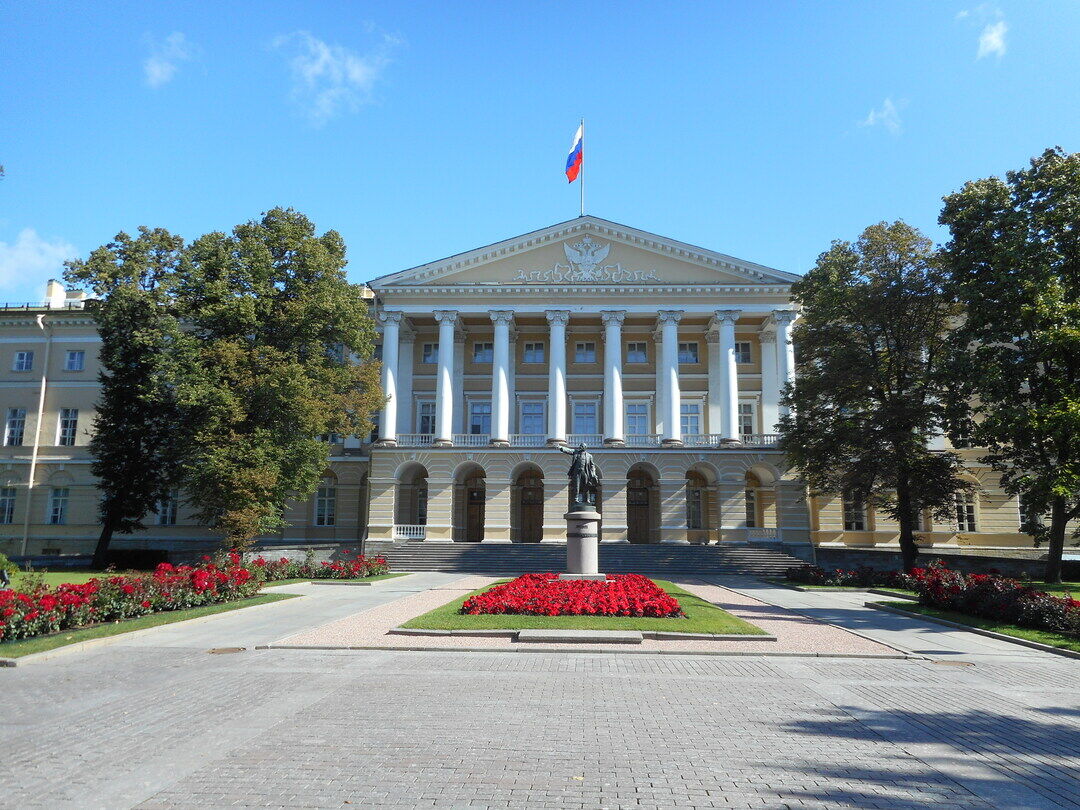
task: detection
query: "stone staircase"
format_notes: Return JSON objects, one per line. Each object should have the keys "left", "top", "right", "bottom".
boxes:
{"left": 371, "top": 541, "right": 810, "bottom": 577}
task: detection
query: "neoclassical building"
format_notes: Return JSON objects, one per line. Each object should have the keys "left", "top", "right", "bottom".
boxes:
{"left": 0, "top": 217, "right": 1038, "bottom": 558}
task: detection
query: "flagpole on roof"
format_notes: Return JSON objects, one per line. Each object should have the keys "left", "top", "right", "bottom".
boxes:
{"left": 580, "top": 117, "right": 585, "bottom": 217}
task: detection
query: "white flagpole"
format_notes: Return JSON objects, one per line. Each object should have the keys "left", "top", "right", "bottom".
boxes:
{"left": 579, "top": 117, "right": 585, "bottom": 217}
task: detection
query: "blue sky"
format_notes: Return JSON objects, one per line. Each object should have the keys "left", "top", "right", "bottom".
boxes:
{"left": 2, "top": 1, "right": 1079, "bottom": 302}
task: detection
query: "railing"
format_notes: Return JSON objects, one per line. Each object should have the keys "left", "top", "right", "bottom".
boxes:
{"left": 392, "top": 524, "right": 426, "bottom": 540}
{"left": 0, "top": 301, "right": 88, "bottom": 311}
{"left": 510, "top": 434, "right": 547, "bottom": 447}
{"left": 396, "top": 434, "right": 434, "bottom": 447}
{"left": 747, "top": 527, "right": 783, "bottom": 543}
{"left": 742, "top": 433, "right": 780, "bottom": 447}
{"left": 453, "top": 433, "right": 490, "bottom": 447}
{"left": 624, "top": 434, "right": 662, "bottom": 447}
{"left": 567, "top": 433, "right": 604, "bottom": 447}
{"left": 682, "top": 434, "right": 723, "bottom": 447}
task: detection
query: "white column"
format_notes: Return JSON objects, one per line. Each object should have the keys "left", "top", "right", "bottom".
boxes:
{"left": 396, "top": 327, "right": 415, "bottom": 433}
{"left": 759, "top": 330, "right": 779, "bottom": 432}
{"left": 773, "top": 310, "right": 797, "bottom": 417}
{"left": 711, "top": 309, "right": 741, "bottom": 444}
{"left": 376, "top": 311, "right": 403, "bottom": 446}
{"left": 658, "top": 310, "right": 683, "bottom": 446}
{"left": 546, "top": 310, "right": 569, "bottom": 445}
{"left": 433, "top": 310, "right": 458, "bottom": 447}
{"left": 489, "top": 310, "right": 514, "bottom": 446}
{"left": 601, "top": 310, "right": 626, "bottom": 446}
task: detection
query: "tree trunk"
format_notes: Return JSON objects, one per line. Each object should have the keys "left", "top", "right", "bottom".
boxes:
{"left": 1044, "top": 495, "right": 1067, "bottom": 584}
{"left": 896, "top": 481, "right": 920, "bottom": 573}
{"left": 91, "top": 519, "right": 116, "bottom": 570}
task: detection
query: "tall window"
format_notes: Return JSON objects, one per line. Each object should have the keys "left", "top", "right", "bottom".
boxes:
{"left": 469, "top": 401, "right": 492, "bottom": 435}
{"left": 686, "top": 474, "right": 705, "bottom": 530}
{"left": 574, "top": 342, "right": 596, "bottom": 363}
{"left": 12, "top": 351, "right": 33, "bottom": 372}
{"left": 315, "top": 478, "right": 336, "bottom": 526}
{"left": 744, "top": 488, "right": 757, "bottom": 527}
{"left": 734, "top": 342, "right": 752, "bottom": 364}
{"left": 842, "top": 490, "right": 867, "bottom": 531}
{"left": 626, "top": 342, "right": 647, "bottom": 363}
{"left": 625, "top": 403, "right": 648, "bottom": 436}
{"left": 738, "top": 403, "right": 755, "bottom": 437}
{"left": 416, "top": 487, "right": 428, "bottom": 525}
{"left": 57, "top": 408, "right": 78, "bottom": 446}
{"left": 0, "top": 487, "right": 15, "bottom": 524}
{"left": 417, "top": 401, "right": 436, "bottom": 435}
{"left": 472, "top": 342, "right": 493, "bottom": 363}
{"left": 955, "top": 491, "right": 977, "bottom": 532}
{"left": 156, "top": 491, "right": 178, "bottom": 526}
{"left": 573, "top": 401, "right": 597, "bottom": 434}
{"left": 680, "top": 402, "right": 701, "bottom": 436}
{"left": 677, "top": 342, "right": 699, "bottom": 364}
{"left": 4, "top": 408, "right": 25, "bottom": 447}
{"left": 1018, "top": 493, "right": 1042, "bottom": 531}
{"left": 520, "top": 401, "right": 544, "bottom": 434}
{"left": 64, "top": 350, "right": 85, "bottom": 371}
{"left": 421, "top": 343, "right": 438, "bottom": 364}
{"left": 523, "top": 342, "right": 545, "bottom": 363}
{"left": 48, "top": 487, "right": 68, "bottom": 525}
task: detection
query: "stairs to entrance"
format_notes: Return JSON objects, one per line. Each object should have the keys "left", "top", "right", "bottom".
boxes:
{"left": 374, "top": 542, "right": 808, "bottom": 577}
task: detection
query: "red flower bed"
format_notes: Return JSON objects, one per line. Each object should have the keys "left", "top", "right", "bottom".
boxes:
{"left": 248, "top": 548, "right": 389, "bottom": 581}
{"left": 461, "top": 573, "right": 685, "bottom": 618}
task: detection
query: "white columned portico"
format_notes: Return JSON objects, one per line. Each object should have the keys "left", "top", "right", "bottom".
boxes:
{"left": 759, "top": 330, "right": 779, "bottom": 432}
{"left": 433, "top": 310, "right": 458, "bottom": 447}
{"left": 711, "top": 309, "right": 741, "bottom": 445}
{"left": 489, "top": 310, "right": 514, "bottom": 447}
{"left": 773, "top": 310, "right": 797, "bottom": 417}
{"left": 546, "top": 310, "right": 570, "bottom": 445}
{"left": 375, "top": 311, "right": 403, "bottom": 446}
{"left": 658, "top": 310, "right": 684, "bottom": 447}
{"left": 601, "top": 310, "right": 626, "bottom": 446}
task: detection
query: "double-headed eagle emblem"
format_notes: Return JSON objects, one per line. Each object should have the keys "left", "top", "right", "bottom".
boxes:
{"left": 563, "top": 236, "right": 611, "bottom": 279}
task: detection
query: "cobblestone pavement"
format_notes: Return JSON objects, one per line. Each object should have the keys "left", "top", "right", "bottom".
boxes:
{"left": 2, "top": 641, "right": 1078, "bottom": 809}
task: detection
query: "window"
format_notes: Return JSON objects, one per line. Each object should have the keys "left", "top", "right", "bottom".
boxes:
{"left": 156, "top": 491, "right": 178, "bottom": 526}
{"left": 680, "top": 402, "right": 701, "bottom": 436}
{"left": 416, "top": 487, "right": 428, "bottom": 525}
{"left": 955, "top": 491, "right": 977, "bottom": 532}
{"left": 417, "top": 401, "right": 436, "bottom": 435}
{"left": 951, "top": 423, "right": 972, "bottom": 449}
{"left": 64, "top": 350, "right": 85, "bottom": 371}
{"left": 735, "top": 342, "right": 752, "bottom": 364}
{"left": 677, "top": 342, "right": 699, "bottom": 364}
{"left": 469, "top": 401, "right": 492, "bottom": 435}
{"left": 372, "top": 344, "right": 382, "bottom": 362}
{"left": 1018, "top": 493, "right": 1042, "bottom": 531}
{"left": 57, "top": 408, "right": 78, "bottom": 446}
{"left": 842, "top": 490, "right": 867, "bottom": 531}
{"left": 369, "top": 411, "right": 380, "bottom": 443}
{"left": 4, "top": 408, "right": 25, "bottom": 447}
{"left": 315, "top": 478, "right": 336, "bottom": 526}
{"left": 319, "top": 433, "right": 342, "bottom": 444}
{"left": 744, "top": 488, "right": 757, "bottom": 527}
{"left": 686, "top": 477, "right": 705, "bottom": 530}
{"left": 0, "top": 487, "right": 15, "bottom": 524}
{"left": 472, "top": 342, "right": 493, "bottom": 363}
{"left": 421, "top": 343, "right": 438, "bottom": 364}
{"left": 520, "top": 401, "right": 545, "bottom": 434}
{"left": 626, "top": 342, "right": 647, "bottom": 363}
{"left": 12, "top": 351, "right": 33, "bottom": 372}
{"left": 574, "top": 342, "right": 596, "bottom": 363}
{"left": 48, "top": 487, "right": 68, "bottom": 525}
{"left": 625, "top": 403, "right": 649, "bottom": 436}
{"left": 738, "top": 403, "right": 755, "bottom": 437}
{"left": 572, "top": 401, "right": 597, "bottom": 434}
{"left": 523, "top": 342, "right": 545, "bottom": 363}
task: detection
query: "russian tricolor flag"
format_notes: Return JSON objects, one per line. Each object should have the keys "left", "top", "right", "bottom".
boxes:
{"left": 565, "top": 123, "right": 583, "bottom": 183}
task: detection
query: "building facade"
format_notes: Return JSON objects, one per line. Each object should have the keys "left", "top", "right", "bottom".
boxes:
{"left": 0, "top": 218, "right": 1041, "bottom": 559}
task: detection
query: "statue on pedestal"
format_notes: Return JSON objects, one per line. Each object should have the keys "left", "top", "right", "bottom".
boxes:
{"left": 558, "top": 443, "right": 601, "bottom": 509}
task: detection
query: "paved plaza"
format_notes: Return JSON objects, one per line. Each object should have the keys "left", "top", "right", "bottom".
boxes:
{"left": 2, "top": 573, "right": 1078, "bottom": 809}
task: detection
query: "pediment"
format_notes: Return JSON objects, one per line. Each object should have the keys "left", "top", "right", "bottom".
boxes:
{"left": 370, "top": 216, "right": 797, "bottom": 290}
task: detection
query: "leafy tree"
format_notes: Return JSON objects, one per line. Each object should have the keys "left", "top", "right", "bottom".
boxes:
{"left": 64, "top": 228, "right": 191, "bottom": 568}
{"left": 177, "top": 208, "right": 381, "bottom": 549}
{"left": 940, "top": 147, "right": 1080, "bottom": 583}
{"left": 779, "top": 221, "right": 971, "bottom": 572}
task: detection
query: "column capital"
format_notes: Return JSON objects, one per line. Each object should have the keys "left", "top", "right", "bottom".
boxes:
{"left": 545, "top": 309, "right": 571, "bottom": 326}
{"left": 758, "top": 330, "right": 777, "bottom": 344}
{"left": 657, "top": 310, "right": 684, "bottom": 325}
{"left": 771, "top": 309, "right": 797, "bottom": 326}
{"left": 433, "top": 310, "right": 459, "bottom": 325}
{"left": 711, "top": 309, "right": 742, "bottom": 326}
{"left": 380, "top": 310, "right": 406, "bottom": 325}
{"left": 600, "top": 310, "right": 627, "bottom": 327}
{"left": 489, "top": 310, "right": 515, "bottom": 326}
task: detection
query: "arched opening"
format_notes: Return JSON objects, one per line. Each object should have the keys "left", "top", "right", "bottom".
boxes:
{"left": 626, "top": 464, "right": 659, "bottom": 544}
{"left": 511, "top": 464, "right": 544, "bottom": 543}
{"left": 744, "top": 471, "right": 762, "bottom": 530}
{"left": 743, "top": 464, "right": 780, "bottom": 541}
{"left": 453, "top": 463, "right": 486, "bottom": 542}
{"left": 395, "top": 463, "right": 429, "bottom": 533}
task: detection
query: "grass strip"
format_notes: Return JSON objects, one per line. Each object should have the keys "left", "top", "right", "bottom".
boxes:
{"left": 402, "top": 578, "right": 766, "bottom": 635}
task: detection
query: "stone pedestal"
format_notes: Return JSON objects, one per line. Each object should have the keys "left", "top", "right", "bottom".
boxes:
{"left": 559, "top": 508, "right": 607, "bottom": 581}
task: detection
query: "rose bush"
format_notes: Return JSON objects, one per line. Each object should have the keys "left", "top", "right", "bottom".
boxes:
{"left": 461, "top": 573, "right": 685, "bottom": 618}
{"left": 784, "top": 561, "right": 944, "bottom": 590}
{"left": 248, "top": 548, "right": 389, "bottom": 581}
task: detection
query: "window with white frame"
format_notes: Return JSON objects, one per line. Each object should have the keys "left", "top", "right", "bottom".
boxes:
{"left": 523, "top": 342, "right": 545, "bottom": 363}
{"left": 0, "top": 487, "right": 15, "bottom": 524}
{"left": 469, "top": 401, "right": 492, "bottom": 434}
{"left": 416, "top": 401, "right": 436, "bottom": 435}
{"left": 472, "top": 342, "right": 493, "bottom": 363}
{"left": 64, "top": 350, "right": 85, "bottom": 371}
{"left": 735, "top": 342, "right": 752, "bottom": 364}
{"left": 574, "top": 342, "right": 596, "bottom": 363}
{"left": 572, "top": 401, "right": 598, "bottom": 434}
{"left": 315, "top": 478, "right": 336, "bottom": 526}
{"left": 955, "top": 491, "right": 977, "bottom": 532}
{"left": 680, "top": 402, "right": 701, "bottom": 436}
{"left": 5, "top": 408, "right": 25, "bottom": 447}
{"left": 156, "top": 491, "right": 178, "bottom": 526}
{"left": 738, "top": 402, "right": 755, "bottom": 437}
{"left": 744, "top": 488, "right": 757, "bottom": 527}
{"left": 12, "top": 351, "right": 33, "bottom": 372}
{"left": 57, "top": 408, "right": 78, "bottom": 446}
{"left": 48, "top": 487, "right": 68, "bottom": 525}
{"left": 421, "top": 343, "right": 438, "bottom": 364}
{"left": 842, "top": 490, "right": 867, "bottom": 531}
{"left": 625, "top": 402, "right": 649, "bottom": 436}
{"left": 520, "top": 401, "right": 545, "bottom": 434}
{"left": 626, "top": 342, "right": 647, "bottom": 363}
{"left": 677, "top": 342, "right": 699, "bottom": 364}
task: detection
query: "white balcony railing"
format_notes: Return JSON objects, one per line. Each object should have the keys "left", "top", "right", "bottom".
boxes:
{"left": 395, "top": 433, "right": 434, "bottom": 447}
{"left": 624, "top": 434, "right": 662, "bottom": 447}
{"left": 747, "top": 527, "right": 782, "bottom": 543}
{"left": 743, "top": 433, "right": 780, "bottom": 447}
{"left": 682, "top": 434, "right": 723, "bottom": 447}
{"left": 393, "top": 524, "right": 427, "bottom": 540}
{"left": 567, "top": 434, "right": 604, "bottom": 447}
{"left": 453, "top": 433, "right": 490, "bottom": 447}
{"left": 510, "top": 434, "right": 547, "bottom": 447}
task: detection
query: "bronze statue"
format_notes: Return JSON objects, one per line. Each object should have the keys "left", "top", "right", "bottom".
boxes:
{"left": 558, "top": 442, "right": 601, "bottom": 509}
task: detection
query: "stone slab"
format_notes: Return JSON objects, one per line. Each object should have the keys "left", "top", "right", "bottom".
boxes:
{"left": 557, "top": 572, "right": 609, "bottom": 581}
{"left": 515, "top": 629, "right": 643, "bottom": 644}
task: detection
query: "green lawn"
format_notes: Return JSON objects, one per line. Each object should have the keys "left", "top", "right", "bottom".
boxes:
{"left": 11, "top": 570, "right": 128, "bottom": 589}
{"left": 0, "top": 592, "right": 300, "bottom": 658}
{"left": 401, "top": 578, "right": 767, "bottom": 635}
{"left": 873, "top": 600, "right": 1080, "bottom": 654}
{"left": 263, "top": 572, "right": 413, "bottom": 586}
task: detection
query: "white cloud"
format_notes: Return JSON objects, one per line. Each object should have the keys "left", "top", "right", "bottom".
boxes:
{"left": 858, "top": 97, "right": 905, "bottom": 136}
{"left": 977, "top": 20, "right": 1008, "bottom": 58}
{"left": 0, "top": 229, "right": 77, "bottom": 293}
{"left": 272, "top": 29, "right": 403, "bottom": 125}
{"left": 144, "top": 32, "right": 194, "bottom": 88}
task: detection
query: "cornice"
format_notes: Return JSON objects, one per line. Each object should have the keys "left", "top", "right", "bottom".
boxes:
{"left": 377, "top": 284, "right": 793, "bottom": 298}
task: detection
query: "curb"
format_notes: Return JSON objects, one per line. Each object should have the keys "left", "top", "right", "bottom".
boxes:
{"left": 254, "top": 644, "right": 911, "bottom": 659}
{"left": 387, "top": 626, "right": 778, "bottom": 643}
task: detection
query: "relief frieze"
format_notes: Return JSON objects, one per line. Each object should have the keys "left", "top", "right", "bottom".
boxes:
{"left": 512, "top": 236, "right": 662, "bottom": 284}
